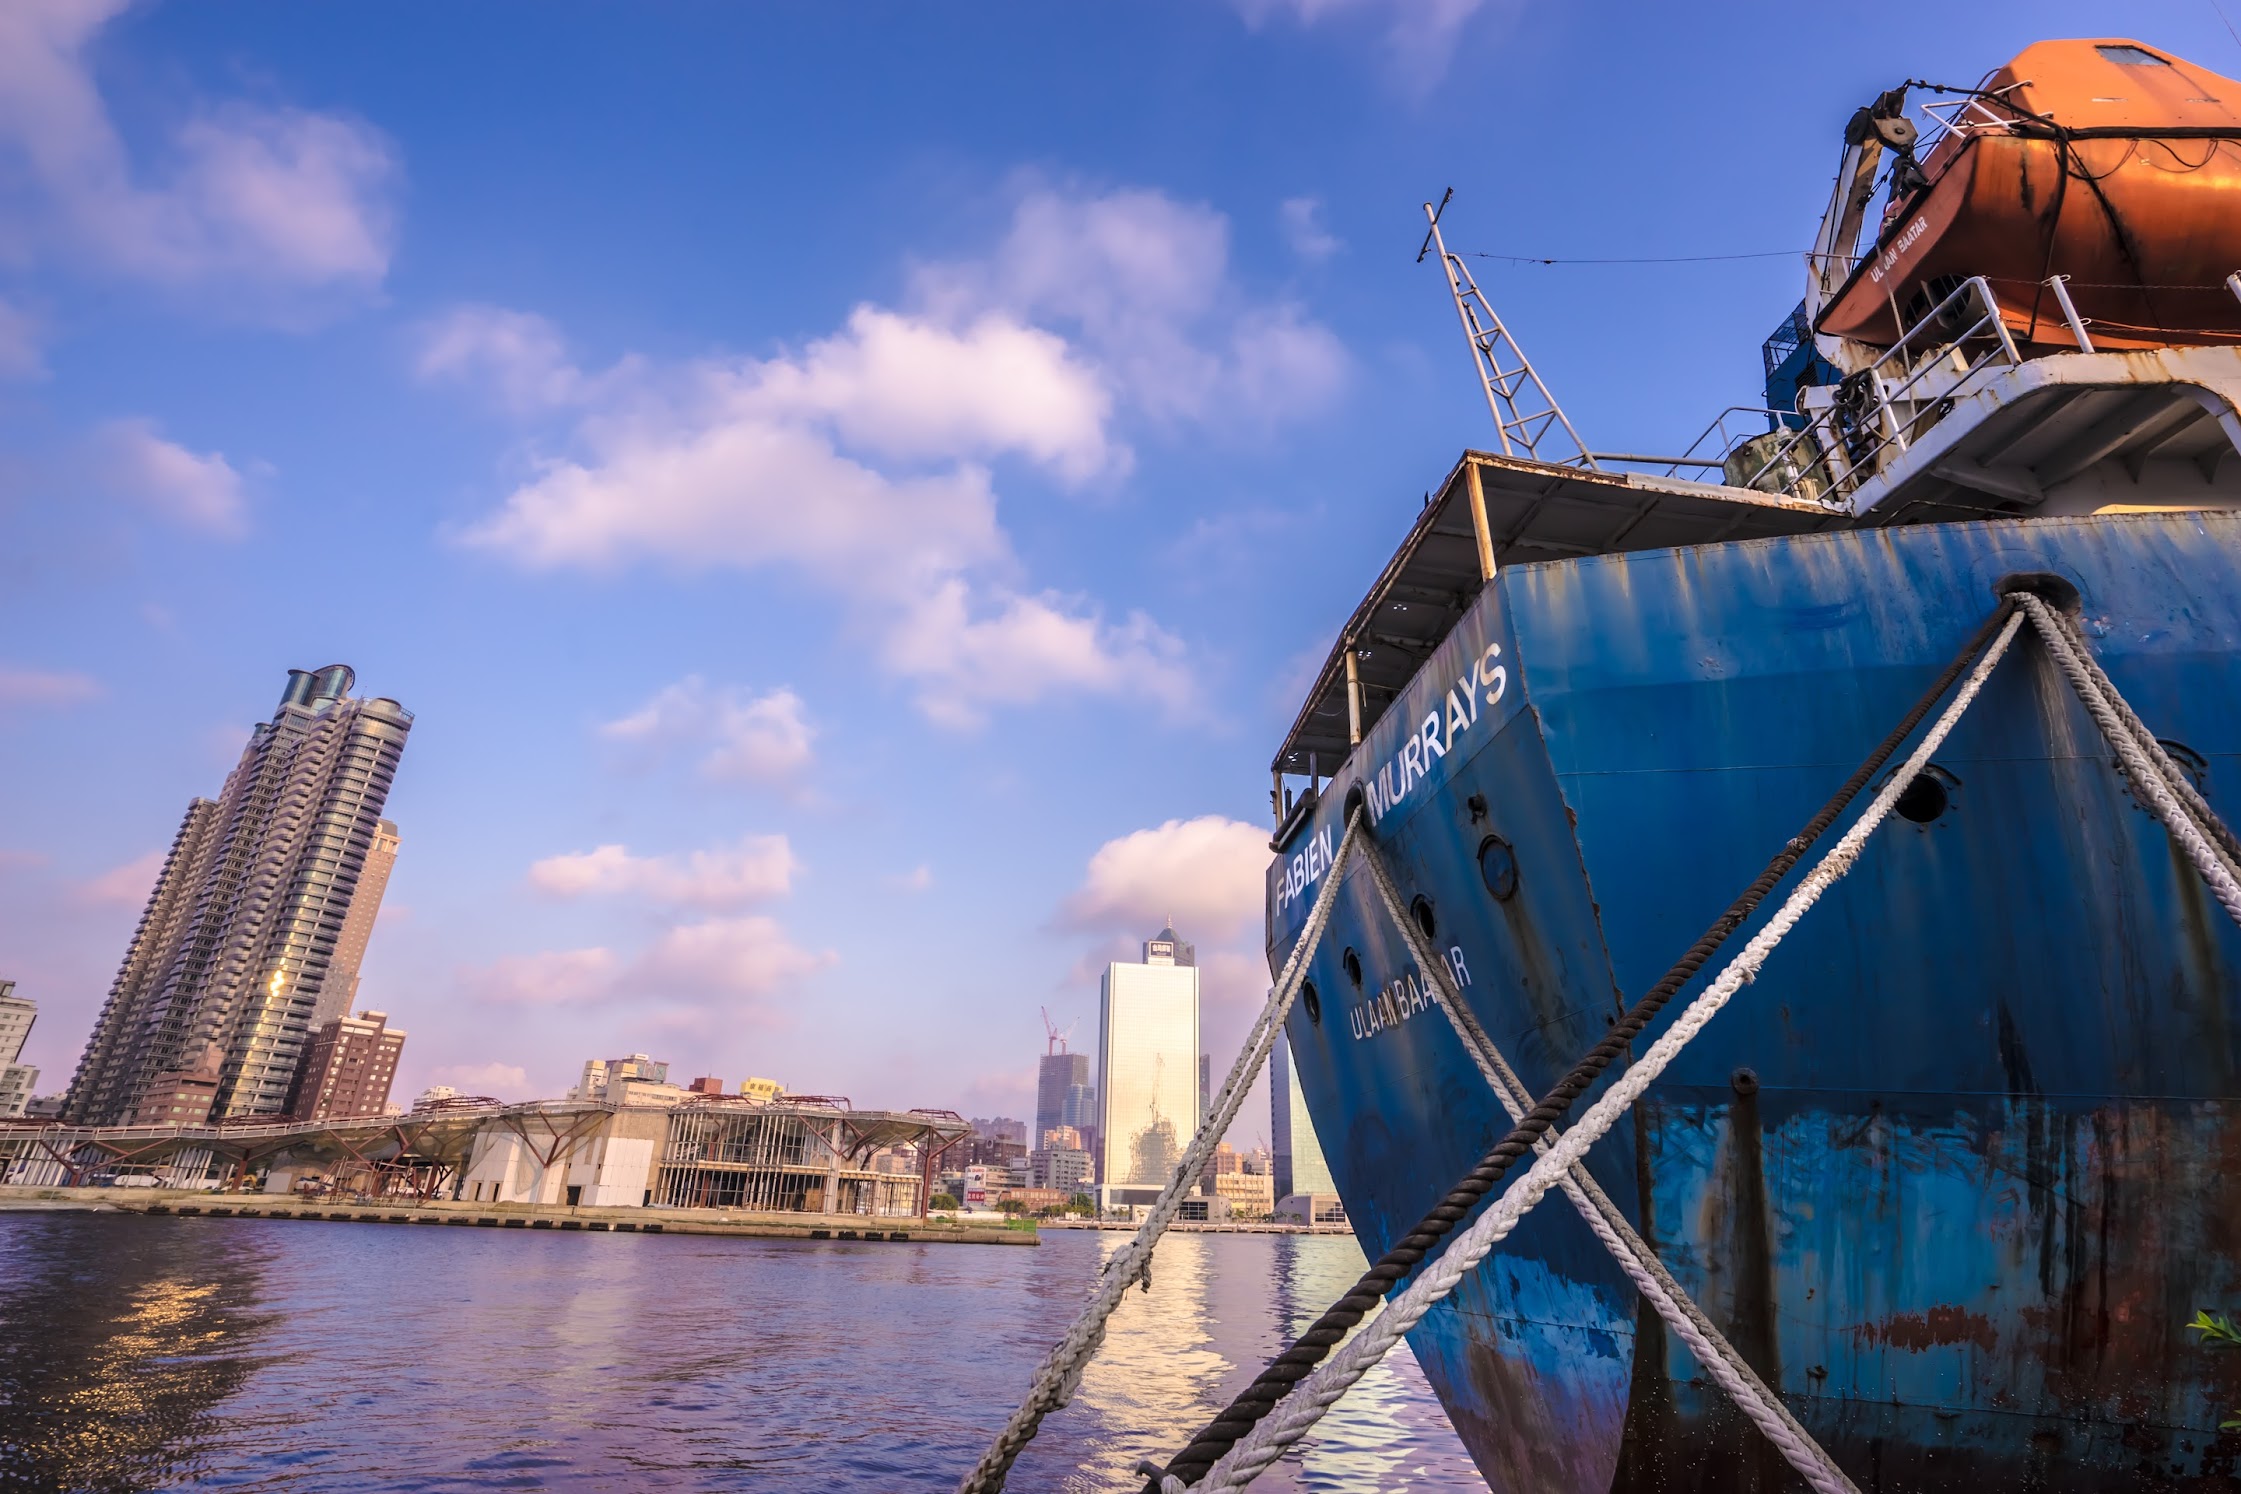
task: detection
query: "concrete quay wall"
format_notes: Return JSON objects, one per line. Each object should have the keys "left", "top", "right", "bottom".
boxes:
{"left": 0, "top": 1184, "right": 1037, "bottom": 1246}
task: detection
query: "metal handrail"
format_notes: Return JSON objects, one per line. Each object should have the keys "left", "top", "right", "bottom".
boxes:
{"left": 1580, "top": 408, "right": 1794, "bottom": 482}
{"left": 1741, "top": 275, "right": 2020, "bottom": 507}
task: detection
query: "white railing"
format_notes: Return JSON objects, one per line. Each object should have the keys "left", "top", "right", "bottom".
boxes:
{"left": 1584, "top": 407, "right": 1797, "bottom": 481}
{"left": 1738, "top": 275, "right": 2021, "bottom": 507}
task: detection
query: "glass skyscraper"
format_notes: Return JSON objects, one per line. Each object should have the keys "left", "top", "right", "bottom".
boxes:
{"left": 1035, "top": 1050, "right": 1089, "bottom": 1148}
{"left": 1271, "top": 1033, "right": 1335, "bottom": 1201}
{"left": 1096, "top": 923, "right": 1199, "bottom": 1209}
{"left": 64, "top": 665, "right": 412, "bottom": 1125}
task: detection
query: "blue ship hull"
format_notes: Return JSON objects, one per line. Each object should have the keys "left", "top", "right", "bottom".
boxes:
{"left": 1266, "top": 513, "right": 2241, "bottom": 1491}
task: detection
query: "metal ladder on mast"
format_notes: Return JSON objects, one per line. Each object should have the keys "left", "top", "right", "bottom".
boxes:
{"left": 1419, "top": 188, "right": 1598, "bottom": 470}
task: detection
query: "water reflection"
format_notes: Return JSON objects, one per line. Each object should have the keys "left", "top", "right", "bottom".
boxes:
{"left": 1005, "top": 1231, "right": 1486, "bottom": 1492}
{"left": 0, "top": 1213, "right": 1485, "bottom": 1491}
{"left": 0, "top": 1212, "right": 276, "bottom": 1492}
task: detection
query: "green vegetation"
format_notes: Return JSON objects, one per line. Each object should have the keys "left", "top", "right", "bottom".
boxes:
{"left": 1065, "top": 1193, "right": 1094, "bottom": 1216}
{"left": 927, "top": 1192, "right": 960, "bottom": 1212}
{"left": 997, "top": 1198, "right": 1026, "bottom": 1217}
{"left": 2187, "top": 1309, "right": 2241, "bottom": 1429}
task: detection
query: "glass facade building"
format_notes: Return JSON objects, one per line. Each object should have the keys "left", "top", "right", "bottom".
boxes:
{"left": 1096, "top": 924, "right": 1200, "bottom": 1207}
{"left": 1271, "top": 1034, "right": 1335, "bottom": 1201}
{"left": 1034, "top": 1051, "right": 1089, "bottom": 1148}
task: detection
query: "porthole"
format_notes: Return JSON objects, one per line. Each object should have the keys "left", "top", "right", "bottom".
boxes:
{"left": 1477, "top": 835, "right": 1519, "bottom": 901}
{"left": 1342, "top": 948, "right": 1363, "bottom": 989}
{"left": 1410, "top": 896, "right": 1438, "bottom": 941}
{"left": 2158, "top": 740, "right": 2209, "bottom": 789}
{"left": 1301, "top": 980, "right": 1322, "bottom": 1025}
{"left": 1893, "top": 765, "right": 1957, "bottom": 825}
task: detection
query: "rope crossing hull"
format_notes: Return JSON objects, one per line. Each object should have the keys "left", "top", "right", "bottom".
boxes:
{"left": 1264, "top": 513, "right": 2241, "bottom": 1492}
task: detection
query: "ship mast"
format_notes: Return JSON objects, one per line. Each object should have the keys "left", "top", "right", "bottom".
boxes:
{"left": 1418, "top": 189, "right": 1596, "bottom": 469}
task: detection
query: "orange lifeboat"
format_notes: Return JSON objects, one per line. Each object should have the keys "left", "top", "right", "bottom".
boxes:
{"left": 1816, "top": 38, "right": 2241, "bottom": 351}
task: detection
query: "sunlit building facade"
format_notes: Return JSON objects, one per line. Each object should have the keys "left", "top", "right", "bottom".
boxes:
{"left": 63, "top": 666, "right": 413, "bottom": 1126}
{"left": 287, "top": 1009, "right": 407, "bottom": 1121}
{"left": 325, "top": 819, "right": 399, "bottom": 1008}
{"left": 1096, "top": 923, "right": 1199, "bottom": 1210}
{"left": 1271, "top": 1034, "right": 1336, "bottom": 1202}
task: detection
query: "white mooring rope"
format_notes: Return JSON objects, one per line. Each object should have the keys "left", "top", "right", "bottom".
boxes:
{"left": 2016, "top": 593, "right": 2241, "bottom": 925}
{"left": 1182, "top": 607, "right": 2028, "bottom": 1493}
{"left": 1345, "top": 838, "right": 1859, "bottom": 1494}
{"left": 956, "top": 809, "right": 1367, "bottom": 1494}
{"left": 2038, "top": 599, "right": 2241, "bottom": 876}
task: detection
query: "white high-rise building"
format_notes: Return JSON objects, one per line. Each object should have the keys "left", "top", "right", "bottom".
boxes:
{"left": 1096, "top": 923, "right": 1199, "bottom": 1211}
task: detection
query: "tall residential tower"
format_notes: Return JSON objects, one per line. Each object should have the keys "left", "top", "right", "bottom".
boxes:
{"left": 63, "top": 665, "right": 412, "bottom": 1125}
{"left": 0, "top": 980, "right": 36, "bottom": 1117}
{"left": 1095, "top": 923, "right": 1199, "bottom": 1211}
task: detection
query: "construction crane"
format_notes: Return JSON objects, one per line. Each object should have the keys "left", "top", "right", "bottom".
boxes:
{"left": 1041, "top": 1007, "right": 1078, "bottom": 1055}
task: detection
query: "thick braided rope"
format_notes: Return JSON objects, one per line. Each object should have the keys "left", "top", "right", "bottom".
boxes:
{"left": 2029, "top": 597, "right": 2241, "bottom": 882}
{"left": 955, "top": 808, "right": 1366, "bottom": 1494}
{"left": 1188, "top": 607, "right": 2028, "bottom": 1493}
{"left": 1346, "top": 839, "right": 1858, "bottom": 1494}
{"left": 2017, "top": 594, "right": 2241, "bottom": 928}
{"left": 1150, "top": 599, "right": 2023, "bottom": 1489}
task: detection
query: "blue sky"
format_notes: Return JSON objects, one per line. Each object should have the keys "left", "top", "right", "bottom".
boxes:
{"left": 3, "top": 0, "right": 2229, "bottom": 1129}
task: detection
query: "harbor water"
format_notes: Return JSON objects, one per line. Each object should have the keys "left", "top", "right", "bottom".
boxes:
{"left": 0, "top": 1210, "right": 1486, "bottom": 1491}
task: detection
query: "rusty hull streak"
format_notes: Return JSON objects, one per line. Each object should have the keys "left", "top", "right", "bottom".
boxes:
{"left": 1851, "top": 1305, "right": 2001, "bottom": 1354}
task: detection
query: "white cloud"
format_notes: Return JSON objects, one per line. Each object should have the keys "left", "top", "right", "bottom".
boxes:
{"left": 885, "top": 581, "right": 1189, "bottom": 730}
{"left": 0, "top": 664, "right": 101, "bottom": 707}
{"left": 1063, "top": 815, "right": 1271, "bottom": 939}
{"left": 528, "top": 833, "right": 797, "bottom": 908}
{"left": 887, "top": 863, "right": 934, "bottom": 893}
{"left": 76, "top": 847, "right": 163, "bottom": 906}
{"left": 1280, "top": 196, "right": 1342, "bottom": 262}
{"left": 96, "top": 419, "right": 249, "bottom": 536}
{"left": 924, "top": 183, "right": 1347, "bottom": 427}
{"left": 417, "top": 306, "right": 593, "bottom": 413}
{"left": 458, "top": 393, "right": 1006, "bottom": 589}
{"left": 0, "top": 0, "right": 396, "bottom": 292}
{"left": 444, "top": 325, "right": 1175, "bottom": 726}
{"left": 462, "top": 947, "right": 623, "bottom": 1006}
{"left": 441, "top": 181, "right": 1347, "bottom": 725}
{"left": 601, "top": 677, "right": 816, "bottom": 784}
{"left": 1230, "top": 0, "right": 1498, "bottom": 78}
{"left": 636, "top": 915, "right": 835, "bottom": 1002}
{"left": 426, "top": 1061, "right": 533, "bottom": 1101}
{"left": 756, "top": 306, "right": 1117, "bottom": 482}
{"left": 463, "top": 916, "right": 830, "bottom": 1015}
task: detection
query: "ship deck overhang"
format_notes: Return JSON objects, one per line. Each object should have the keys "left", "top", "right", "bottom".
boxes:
{"left": 1839, "top": 347, "right": 2241, "bottom": 525}
{"left": 1270, "top": 451, "right": 1840, "bottom": 784}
